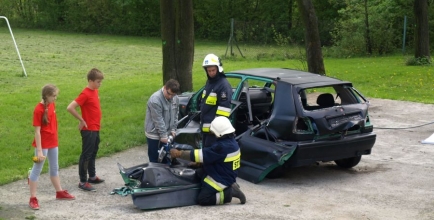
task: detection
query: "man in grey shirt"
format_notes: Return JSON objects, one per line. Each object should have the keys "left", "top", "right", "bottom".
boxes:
{"left": 145, "top": 79, "right": 180, "bottom": 163}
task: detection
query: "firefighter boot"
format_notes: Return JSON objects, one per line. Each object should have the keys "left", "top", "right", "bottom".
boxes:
{"left": 231, "top": 183, "right": 246, "bottom": 204}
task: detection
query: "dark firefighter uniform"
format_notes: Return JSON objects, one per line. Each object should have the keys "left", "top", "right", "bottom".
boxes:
{"left": 200, "top": 72, "right": 232, "bottom": 147}
{"left": 187, "top": 136, "right": 241, "bottom": 205}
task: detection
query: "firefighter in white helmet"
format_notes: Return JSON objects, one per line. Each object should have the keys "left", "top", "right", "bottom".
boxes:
{"left": 170, "top": 116, "right": 246, "bottom": 205}
{"left": 200, "top": 54, "right": 233, "bottom": 148}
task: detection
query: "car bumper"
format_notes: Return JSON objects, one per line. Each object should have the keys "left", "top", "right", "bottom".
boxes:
{"left": 286, "top": 132, "right": 377, "bottom": 167}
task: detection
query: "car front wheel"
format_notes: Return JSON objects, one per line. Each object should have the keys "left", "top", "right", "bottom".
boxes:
{"left": 334, "top": 156, "right": 362, "bottom": 168}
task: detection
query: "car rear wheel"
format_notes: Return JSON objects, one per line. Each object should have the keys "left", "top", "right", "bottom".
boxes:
{"left": 334, "top": 156, "right": 362, "bottom": 168}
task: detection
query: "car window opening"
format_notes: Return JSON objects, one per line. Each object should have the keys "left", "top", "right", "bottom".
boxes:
{"left": 234, "top": 82, "right": 274, "bottom": 136}
{"left": 300, "top": 85, "right": 366, "bottom": 111}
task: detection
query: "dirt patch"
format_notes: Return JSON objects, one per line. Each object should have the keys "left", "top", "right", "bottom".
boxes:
{"left": 1, "top": 98, "right": 434, "bottom": 220}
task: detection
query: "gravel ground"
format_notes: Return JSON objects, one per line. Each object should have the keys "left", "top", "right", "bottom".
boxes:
{"left": 1, "top": 98, "right": 434, "bottom": 220}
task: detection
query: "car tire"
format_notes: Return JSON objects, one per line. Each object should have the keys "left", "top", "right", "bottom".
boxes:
{"left": 266, "top": 166, "right": 285, "bottom": 179}
{"left": 334, "top": 156, "right": 362, "bottom": 168}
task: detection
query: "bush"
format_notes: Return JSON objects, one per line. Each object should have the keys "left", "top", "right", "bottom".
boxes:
{"left": 405, "top": 56, "right": 433, "bottom": 66}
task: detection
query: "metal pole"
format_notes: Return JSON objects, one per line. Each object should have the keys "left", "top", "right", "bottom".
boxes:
{"left": 225, "top": 18, "right": 245, "bottom": 58}
{"left": 230, "top": 18, "right": 234, "bottom": 56}
{"left": 402, "top": 16, "right": 407, "bottom": 54}
{"left": 225, "top": 18, "right": 233, "bottom": 58}
{"left": 0, "top": 16, "right": 28, "bottom": 77}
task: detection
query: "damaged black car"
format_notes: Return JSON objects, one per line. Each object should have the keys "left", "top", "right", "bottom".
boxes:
{"left": 176, "top": 68, "right": 376, "bottom": 184}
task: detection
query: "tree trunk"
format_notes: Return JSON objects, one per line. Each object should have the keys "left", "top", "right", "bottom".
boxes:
{"left": 364, "top": 0, "right": 372, "bottom": 55}
{"left": 160, "top": 0, "right": 177, "bottom": 85}
{"left": 296, "top": 0, "right": 326, "bottom": 75}
{"left": 288, "top": 0, "right": 294, "bottom": 29}
{"left": 175, "top": 0, "right": 194, "bottom": 92}
{"left": 160, "top": 0, "right": 194, "bottom": 92}
{"left": 414, "top": 0, "right": 430, "bottom": 60}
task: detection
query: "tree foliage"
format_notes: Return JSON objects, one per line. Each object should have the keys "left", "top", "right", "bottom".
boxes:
{"left": 330, "top": 0, "right": 433, "bottom": 57}
{"left": 0, "top": 0, "right": 433, "bottom": 57}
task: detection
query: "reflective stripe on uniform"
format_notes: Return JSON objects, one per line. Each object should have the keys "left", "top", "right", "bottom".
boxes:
{"left": 216, "top": 106, "right": 231, "bottom": 117}
{"left": 204, "top": 175, "right": 226, "bottom": 192}
{"left": 224, "top": 149, "right": 241, "bottom": 170}
{"left": 202, "top": 123, "right": 211, "bottom": 132}
{"left": 194, "top": 149, "right": 204, "bottom": 163}
{"left": 224, "top": 149, "right": 240, "bottom": 162}
{"left": 215, "top": 191, "right": 224, "bottom": 205}
{"left": 205, "top": 92, "right": 217, "bottom": 105}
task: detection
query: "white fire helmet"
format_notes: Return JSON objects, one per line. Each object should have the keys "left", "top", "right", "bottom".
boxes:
{"left": 202, "top": 53, "right": 223, "bottom": 73}
{"left": 210, "top": 116, "right": 235, "bottom": 137}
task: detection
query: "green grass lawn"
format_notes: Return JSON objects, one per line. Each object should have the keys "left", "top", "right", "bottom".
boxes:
{"left": 0, "top": 28, "right": 432, "bottom": 185}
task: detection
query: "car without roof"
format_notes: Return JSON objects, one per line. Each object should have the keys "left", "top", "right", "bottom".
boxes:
{"left": 175, "top": 68, "right": 376, "bottom": 183}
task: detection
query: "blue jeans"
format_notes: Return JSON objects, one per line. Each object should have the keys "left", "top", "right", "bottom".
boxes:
{"left": 79, "top": 130, "right": 100, "bottom": 183}
{"left": 147, "top": 137, "right": 169, "bottom": 163}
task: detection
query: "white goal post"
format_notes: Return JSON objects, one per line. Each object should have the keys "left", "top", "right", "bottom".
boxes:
{"left": 0, "top": 16, "right": 27, "bottom": 77}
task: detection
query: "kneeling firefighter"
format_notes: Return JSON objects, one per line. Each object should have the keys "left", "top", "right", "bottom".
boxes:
{"left": 170, "top": 116, "right": 246, "bottom": 205}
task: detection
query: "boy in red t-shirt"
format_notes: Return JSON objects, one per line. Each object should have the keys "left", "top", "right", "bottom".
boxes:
{"left": 67, "top": 68, "right": 105, "bottom": 192}
{"left": 29, "top": 84, "right": 75, "bottom": 210}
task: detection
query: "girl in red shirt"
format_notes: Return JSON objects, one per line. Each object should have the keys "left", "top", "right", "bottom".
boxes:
{"left": 28, "top": 84, "right": 75, "bottom": 210}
